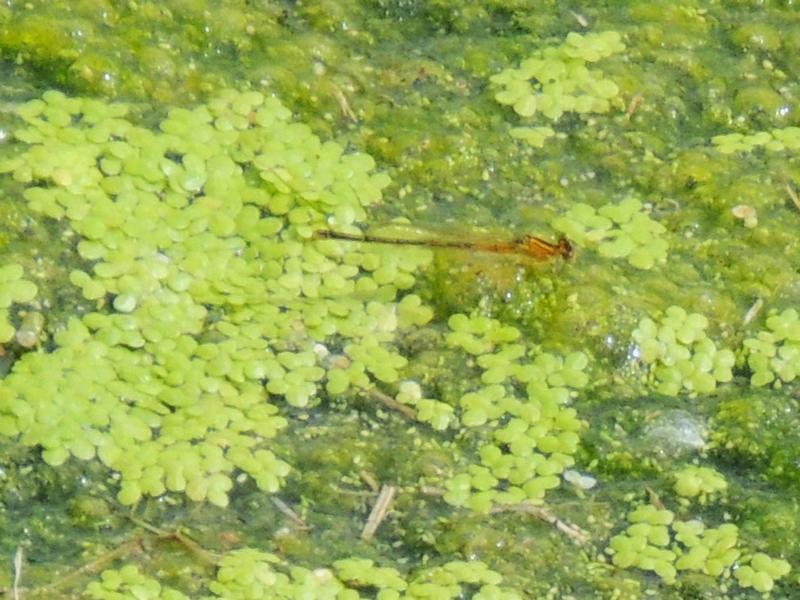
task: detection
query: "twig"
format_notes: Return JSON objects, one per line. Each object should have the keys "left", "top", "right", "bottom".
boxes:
{"left": 570, "top": 11, "right": 589, "bottom": 27}
{"left": 418, "top": 485, "right": 446, "bottom": 496}
{"left": 419, "top": 486, "right": 593, "bottom": 545}
{"left": 167, "top": 531, "right": 220, "bottom": 566}
{"left": 21, "top": 515, "right": 223, "bottom": 597}
{"left": 646, "top": 486, "right": 666, "bottom": 510}
{"left": 361, "top": 485, "right": 397, "bottom": 542}
{"left": 624, "top": 93, "right": 644, "bottom": 121}
{"left": 366, "top": 388, "right": 417, "bottom": 420}
{"left": 13, "top": 546, "right": 22, "bottom": 600}
{"left": 743, "top": 298, "right": 763, "bottom": 326}
{"left": 331, "top": 485, "right": 376, "bottom": 497}
{"left": 40, "top": 537, "right": 144, "bottom": 594}
{"left": 127, "top": 515, "right": 164, "bottom": 536}
{"left": 127, "top": 516, "right": 219, "bottom": 566}
{"left": 127, "top": 516, "right": 218, "bottom": 565}
{"left": 490, "top": 502, "right": 590, "bottom": 546}
{"left": 359, "top": 470, "right": 380, "bottom": 493}
{"left": 331, "top": 85, "right": 358, "bottom": 123}
{"left": 271, "top": 497, "right": 311, "bottom": 531}
{"left": 785, "top": 179, "right": 800, "bottom": 212}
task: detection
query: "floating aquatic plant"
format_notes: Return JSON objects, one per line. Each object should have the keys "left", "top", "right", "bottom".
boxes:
{"left": 441, "top": 313, "right": 589, "bottom": 513}
{"left": 743, "top": 308, "right": 800, "bottom": 387}
{"left": 86, "top": 551, "right": 525, "bottom": 599}
{"left": 552, "top": 197, "right": 668, "bottom": 269}
{"left": 85, "top": 564, "right": 188, "bottom": 600}
{"left": 0, "top": 89, "right": 432, "bottom": 507}
{"left": 491, "top": 31, "right": 625, "bottom": 146}
{"left": 606, "top": 504, "right": 791, "bottom": 590}
{"left": 630, "top": 306, "right": 735, "bottom": 395}
{"left": 0, "top": 263, "right": 38, "bottom": 343}
{"left": 712, "top": 126, "right": 800, "bottom": 154}
{"left": 673, "top": 465, "right": 727, "bottom": 504}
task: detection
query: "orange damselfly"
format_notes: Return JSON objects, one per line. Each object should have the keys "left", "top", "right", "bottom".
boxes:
{"left": 313, "top": 229, "right": 573, "bottom": 261}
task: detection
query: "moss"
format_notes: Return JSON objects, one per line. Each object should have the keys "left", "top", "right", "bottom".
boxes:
{"left": 711, "top": 388, "right": 800, "bottom": 489}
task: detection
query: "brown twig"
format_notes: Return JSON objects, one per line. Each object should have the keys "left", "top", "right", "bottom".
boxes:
{"left": 743, "top": 298, "right": 763, "bottom": 326}
{"left": 17, "top": 514, "right": 225, "bottom": 598}
{"left": 359, "top": 470, "right": 380, "bottom": 493}
{"left": 331, "top": 84, "right": 358, "bottom": 123}
{"left": 366, "top": 388, "right": 417, "bottom": 420}
{"left": 646, "top": 486, "right": 666, "bottom": 510}
{"left": 127, "top": 515, "right": 220, "bottom": 566}
{"left": 624, "top": 93, "right": 644, "bottom": 121}
{"left": 37, "top": 537, "right": 144, "bottom": 595}
{"left": 271, "top": 497, "right": 311, "bottom": 531}
{"left": 13, "top": 546, "right": 23, "bottom": 600}
{"left": 490, "top": 502, "right": 590, "bottom": 546}
{"left": 784, "top": 179, "right": 800, "bottom": 212}
{"left": 570, "top": 11, "right": 589, "bottom": 28}
{"left": 361, "top": 485, "right": 397, "bottom": 542}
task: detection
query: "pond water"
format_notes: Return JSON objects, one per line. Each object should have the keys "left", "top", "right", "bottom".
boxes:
{"left": 0, "top": 2, "right": 798, "bottom": 598}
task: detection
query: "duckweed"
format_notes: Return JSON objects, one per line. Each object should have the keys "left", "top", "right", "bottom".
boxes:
{"left": 743, "top": 308, "right": 800, "bottom": 387}
{"left": 0, "top": 263, "right": 38, "bottom": 343}
{"left": 551, "top": 197, "right": 668, "bottom": 269}
{"left": 630, "top": 306, "right": 735, "bottom": 395}
{"left": 85, "top": 564, "right": 189, "bottom": 600}
{"left": 491, "top": 31, "right": 625, "bottom": 143}
{"left": 606, "top": 505, "right": 791, "bottom": 590}
{"left": 735, "top": 552, "right": 793, "bottom": 593}
{"left": 442, "top": 313, "right": 589, "bottom": 512}
{"left": 88, "top": 550, "right": 525, "bottom": 599}
{"left": 0, "top": 89, "right": 432, "bottom": 506}
{"left": 712, "top": 126, "right": 800, "bottom": 154}
{"left": 673, "top": 465, "right": 727, "bottom": 503}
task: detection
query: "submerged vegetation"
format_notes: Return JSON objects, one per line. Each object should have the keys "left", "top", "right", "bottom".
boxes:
{"left": 0, "top": 1, "right": 799, "bottom": 598}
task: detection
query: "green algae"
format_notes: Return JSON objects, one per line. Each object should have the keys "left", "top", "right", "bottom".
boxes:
{"left": 0, "top": 1, "right": 799, "bottom": 598}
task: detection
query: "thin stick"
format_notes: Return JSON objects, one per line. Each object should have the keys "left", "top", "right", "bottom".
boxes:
{"left": 361, "top": 485, "right": 397, "bottom": 541}
{"left": 127, "top": 516, "right": 219, "bottom": 565}
{"left": 490, "top": 502, "right": 589, "bottom": 546}
{"left": 646, "top": 486, "right": 666, "bottom": 511}
{"left": 359, "top": 470, "right": 380, "bottom": 493}
{"left": 418, "top": 486, "right": 589, "bottom": 545}
{"left": 13, "top": 546, "right": 22, "bottom": 600}
{"left": 271, "top": 497, "right": 311, "bottom": 531}
{"left": 367, "top": 388, "right": 417, "bottom": 420}
{"left": 784, "top": 179, "right": 800, "bottom": 212}
{"left": 127, "top": 515, "right": 164, "bottom": 536}
{"left": 570, "top": 11, "right": 589, "bottom": 27}
{"left": 40, "top": 538, "right": 143, "bottom": 593}
{"left": 331, "top": 85, "right": 358, "bottom": 123}
{"left": 624, "top": 93, "right": 644, "bottom": 120}
{"left": 167, "top": 531, "right": 220, "bottom": 566}
{"left": 743, "top": 298, "right": 763, "bottom": 326}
